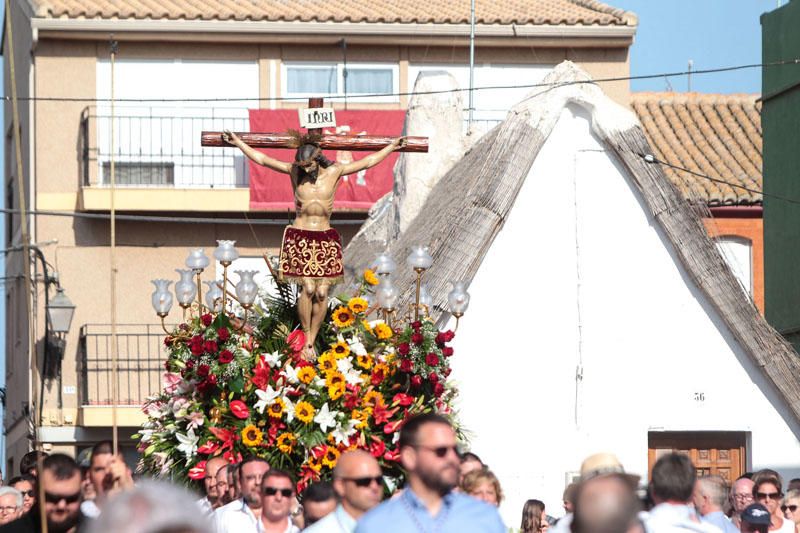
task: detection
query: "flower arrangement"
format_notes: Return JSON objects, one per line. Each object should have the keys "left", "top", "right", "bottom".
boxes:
{"left": 135, "top": 269, "right": 459, "bottom": 490}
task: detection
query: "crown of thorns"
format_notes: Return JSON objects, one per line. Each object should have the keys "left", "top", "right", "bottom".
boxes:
{"left": 288, "top": 129, "right": 324, "bottom": 169}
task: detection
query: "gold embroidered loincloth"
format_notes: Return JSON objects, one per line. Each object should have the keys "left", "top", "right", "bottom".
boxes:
{"left": 278, "top": 226, "right": 344, "bottom": 285}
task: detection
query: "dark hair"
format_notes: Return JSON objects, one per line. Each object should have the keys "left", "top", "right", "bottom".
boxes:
{"left": 238, "top": 456, "right": 269, "bottom": 482}
{"left": 8, "top": 474, "right": 36, "bottom": 487}
{"left": 302, "top": 481, "right": 337, "bottom": 504}
{"left": 43, "top": 454, "right": 80, "bottom": 480}
{"left": 651, "top": 453, "right": 696, "bottom": 503}
{"left": 261, "top": 468, "right": 295, "bottom": 489}
{"left": 91, "top": 441, "right": 114, "bottom": 459}
{"left": 294, "top": 144, "right": 333, "bottom": 171}
{"left": 520, "top": 499, "right": 546, "bottom": 533}
{"left": 752, "top": 470, "right": 783, "bottom": 496}
{"left": 788, "top": 478, "right": 800, "bottom": 492}
{"left": 399, "top": 413, "right": 452, "bottom": 449}
{"left": 460, "top": 452, "right": 483, "bottom": 465}
{"left": 20, "top": 451, "right": 48, "bottom": 476}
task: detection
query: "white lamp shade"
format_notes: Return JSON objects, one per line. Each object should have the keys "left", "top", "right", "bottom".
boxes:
{"left": 377, "top": 279, "right": 400, "bottom": 310}
{"left": 234, "top": 270, "right": 259, "bottom": 306}
{"left": 419, "top": 283, "right": 433, "bottom": 308}
{"left": 214, "top": 240, "right": 240, "bottom": 264}
{"left": 47, "top": 287, "right": 76, "bottom": 333}
{"left": 175, "top": 269, "right": 197, "bottom": 306}
{"left": 407, "top": 245, "right": 433, "bottom": 270}
{"left": 374, "top": 252, "right": 397, "bottom": 276}
{"left": 151, "top": 279, "right": 174, "bottom": 316}
{"left": 204, "top": 280, "right": 224, "bottom": 312}
{"left": 185, "top": 248, "right": 210, "bottom": 271}
{"left": 447, "top": 281, "right": 470, "bottom": 315}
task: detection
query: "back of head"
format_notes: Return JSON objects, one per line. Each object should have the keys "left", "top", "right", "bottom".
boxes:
{"left": 651, "top": 453, "right": 695, "bottom": 503}
{"left": 87, "top": 481, "right": 213, "bottom": 533}
{"left": 43, "top": 454, "right": 80, "bottom": 480}
{"left": 398, "top": 413, "right": 452, "bottom": 449}
{"left": 521, "top": 499, "right": 545, "bottom": 533}
{"left": 302, "top": 481, "right": 336, "bottom": 504}
{"left": 20, "top": 451, "right": 48, "bottom": 476}
{"left": 698, "top": 475, "right": 728, "bottom": 509}
{"left": 572, "top": 475, "right": 641, "bottom": 533}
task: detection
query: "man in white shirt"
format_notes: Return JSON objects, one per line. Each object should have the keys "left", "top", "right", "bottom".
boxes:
{"left": 304, "top": 450, "right": 384, "bottom": 533}
{"left": 693, "top": 475, "right": 739, "bottom": 533}
{"left": 215, "top": 456, "right": 270, "bottom": 532}
{"left": 259, "top": 469, "right": 300, "bottom": 533}
{"left": 196, "top": 456, "right": 227, "bottom": 515}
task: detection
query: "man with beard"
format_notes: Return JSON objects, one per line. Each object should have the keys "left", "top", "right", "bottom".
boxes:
{"left": 0, "top": 454, "right": 86, "bottom": 533}
{"left": 356, "top": 413, "right": 505, "bottom": 533}
{"left": 215, "top": 457, "right": 269, "bottom": 532}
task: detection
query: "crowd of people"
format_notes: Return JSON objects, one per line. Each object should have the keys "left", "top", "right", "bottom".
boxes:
{"left": 0, "top": 413, "right": 796, "bottom": 532}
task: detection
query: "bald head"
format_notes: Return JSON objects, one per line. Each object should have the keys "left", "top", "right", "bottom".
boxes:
{"left": 204, "top": 457, "right": 228, "bottom": 503}
{"left": 573, "top": 475, "right": 641, "bottom": 533}
{"left": 332, "top": 450, "right": 383, "bottom": 519}
{"left": 731, "top": 478, "right": 755, "bottom": 513}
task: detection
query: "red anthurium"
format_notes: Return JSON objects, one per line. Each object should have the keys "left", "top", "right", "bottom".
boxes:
{"left": 197, "top": 441, "right": 220, "bottom": 455}
{"left": 383, "top": 447, "right": 401, "bottom": 462}
{"left": 229, "top": 400, "right": 249, "bottom": 419}
{"left": 368, "top": 437, "right": 386, "bottom": 458}
{"left": 384, "top": 419, "right": 404, "bottom": 434}
{"left": 392, "top": 393, "right": 414, "bottom": 407}
{"left": 223, "top": 450, "right": 242, "bottom": 464}
{"left": 286, "top": 330, "right": 306, "bottom": 353}
{"left": 188, "top": 461, "right": 207, "bottom": 480}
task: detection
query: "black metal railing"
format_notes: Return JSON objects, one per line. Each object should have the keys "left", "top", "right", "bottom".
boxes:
{"left": 78, "top": 324, "right": 168, "bottom": 407}
{"left": 80, "top": 106, "right": 251, "bottom": 189}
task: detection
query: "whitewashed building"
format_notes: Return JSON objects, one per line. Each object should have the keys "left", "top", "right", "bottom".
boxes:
{"left": 346, "top": 62, "right": 800, "bottom": 525}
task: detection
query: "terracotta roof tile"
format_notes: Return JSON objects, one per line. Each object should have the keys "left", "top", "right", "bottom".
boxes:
{"left": 31, "top": 0, "right": 636, "bottom": 25}
{"left": 631, "top": 92, "right": 762, "bottom": 206}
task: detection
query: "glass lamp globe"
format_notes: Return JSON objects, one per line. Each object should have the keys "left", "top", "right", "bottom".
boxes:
{"left": 447, "top": 281, "right": 470, "bottom": 316}
{"left": 407, "top": 245, "right": 433, "bottom": 271}
{"left": 151, "top": 279, "right": 174, "bottom": 316}
{"left": 214, "top": 240, "right": 240, "bottom": 266}
{"left": 377, "top": 280, "right": 400, "bottom": 310}
{"left": 374, "top": 252, "right": 397, "bottom": 276}
{"left": 204, "top": 280, "right": 224, "bottom": 312}
{"left": 235, "top": 270, "right": 259, "bottom": 307}
{"left": 419, "top": 283, "right": 433, "bottom": 309}
{"left": 185, "top": 248, "right": 210, "bottom": 271}
{"left": 175, "top": 269, "right": 197, "bottom": 307}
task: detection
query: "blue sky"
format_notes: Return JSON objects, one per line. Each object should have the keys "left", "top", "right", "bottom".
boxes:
{"left": 613, "top": 0, "right": 776, "bottom": 94}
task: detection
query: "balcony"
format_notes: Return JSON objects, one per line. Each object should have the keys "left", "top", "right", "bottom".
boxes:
{"left": 78, "top": 324, "right": 166, "bottom": 426}
{"left": 79, "top": 106, "right": 252, "bottom": 211}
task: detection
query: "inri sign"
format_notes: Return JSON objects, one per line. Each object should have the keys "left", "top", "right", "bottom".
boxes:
{"left": 299, "top": 107, "right": 337, "bottom": 129}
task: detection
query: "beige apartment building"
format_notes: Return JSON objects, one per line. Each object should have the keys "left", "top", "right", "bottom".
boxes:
{"left": 2, "top": 0, "right": 636, "bottom": 471}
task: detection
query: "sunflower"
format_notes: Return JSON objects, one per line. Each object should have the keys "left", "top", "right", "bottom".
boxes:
{"left": 322, "top": 446, "right": 341, "bottom": 469}
{"left": 363, "top": 269, "right": 379, "bottom": 286}
{"left": 332, "top": 306, "right": 355, "bottom": 328}
{"left": 295, "top": 401, "right": 315, "bottom": 424}
{"left": 347, "top": 297, "right": 369, "bottom": 314}
{"left": 361, "top": 319, "right": 374, "bottom": 334}
{"left": 374, "top": 323, "right": 393, "bottom": 340}
{"left": 277, "top": 432, "right": 297, "bottom": 454}
{"left": 352, "top": 409, "right": 369, "bottom": 429}
{"left": 373, "top": 363, "right": 390, "bottom": 380}
{"left": 307, "top": 455, "right": 323, "bottom": 473}
{"left": 355, "top": 354, "right": 374, "bottom": 370}
{"left": 297, "top": 366, "right": 317, "bottom": 384}
{"left": 328, "top": 382, "right": 345, "bottom": 401}
{"left": 317, "top": 352, "right": 337, "bottom": 374}
{"left": 268, "top": 398, "right": 286, "bottom": 419}
{"left": 362, "top": 390, "right": 385, "bottom": 409}
{"left": 241, "top": 424, "right": 263, "bottom": 447}
{"left": 331, "top": 341, "right": 350, "bottom": 359}
{"left": 325, "top": 371, "right": 345, "bottom": 388}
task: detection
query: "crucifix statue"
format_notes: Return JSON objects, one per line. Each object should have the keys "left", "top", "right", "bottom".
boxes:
{"left": 202, "top": 98, "right": 427, "bottom": 359}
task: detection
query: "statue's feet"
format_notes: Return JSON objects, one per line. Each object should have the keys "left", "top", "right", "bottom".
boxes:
{"left": 301, "top": 343, "right": 318, "bottom": 361}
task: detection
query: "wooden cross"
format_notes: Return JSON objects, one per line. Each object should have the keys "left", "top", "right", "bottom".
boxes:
{"left": 201, "top": 97, "right": 428, "bottom": 153}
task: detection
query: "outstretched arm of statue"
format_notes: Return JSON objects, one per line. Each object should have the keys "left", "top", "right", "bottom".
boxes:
{"left": 222, "top": 129, "right": 292, "bottom": 174}
{"left": 339, "top": 136, "right": 408, "bottom": 176}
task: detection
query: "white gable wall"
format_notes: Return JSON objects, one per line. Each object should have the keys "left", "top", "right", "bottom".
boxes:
{"left": 448, "top": 104, "right": 800, "bottom": 525}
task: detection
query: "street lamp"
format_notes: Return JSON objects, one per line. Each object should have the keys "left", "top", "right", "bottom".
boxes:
{"left": 46, "top": 287, "right": 76, "bottom": 334}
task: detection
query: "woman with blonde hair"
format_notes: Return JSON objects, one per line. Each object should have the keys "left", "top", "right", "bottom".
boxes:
{"left": 783, "top": 489, "right": 800, "bottom": 533}
{"left": 461, "top": 468, "right": 504, "bottom": 506}
{"left": 521, "top": 498, "right": 549, "bottom": 533}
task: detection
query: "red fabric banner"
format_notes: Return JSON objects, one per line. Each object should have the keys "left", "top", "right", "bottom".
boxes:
{"left": 247, "top": 109, "right": 406, "bottom": 211}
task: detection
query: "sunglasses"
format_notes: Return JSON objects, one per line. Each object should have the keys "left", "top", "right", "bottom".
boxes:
{"left": 18, "top": 490, "right": 34, "bottom": 498}
{"left": 44, "top": 491, "right": 81, "bottom": 504}
{"left": 342, "top": 476, "right": 383, "bottom": 488}
{"left": 756, "top": 491, "right": 783, "bottom": 501}
{"left": 782, "top": 505, "right": 798, "bottom": 513}
{"left": 263, "top": 486, "right": 293, "bottom": 498}
{"left": 413, "top": 445, "right": 460, "bottom": 458}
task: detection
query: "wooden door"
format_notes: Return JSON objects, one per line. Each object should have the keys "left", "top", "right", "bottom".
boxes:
{"left": 648, "top": 432, "right": 746, "bottom": 483}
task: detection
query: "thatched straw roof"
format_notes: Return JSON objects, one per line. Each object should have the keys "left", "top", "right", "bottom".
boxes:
{"left": 344, "top": 61, "right": 800, "bottom": 425}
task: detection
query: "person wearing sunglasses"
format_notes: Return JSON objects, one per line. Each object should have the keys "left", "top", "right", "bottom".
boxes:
{"left": 356, "top": 413, "right": 505, "bottom": 533}
{"left": 0, "top": 453, "right": 85, "bottom": 533}
{"left": 304, "top": 450, "right": 384, "bottom": 533}
{"left": 752, "top": 470, "right": 795, "bottom": 533}
{"left": 259, "top": 469, "right": 300, "bottom": 533}
{"left": 781, "top": 489, "right": 800, "bottom": 533}
{"left": 7, "top": 476, "right": 36, "bottom": 515}
{"left": 0, "top": 488, "right": 23, "bottom": 525}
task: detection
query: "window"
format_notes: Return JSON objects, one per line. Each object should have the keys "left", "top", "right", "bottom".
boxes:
{"left": 283, "top": 62, "right": 398, "bottom": 102}
{"left": 715, "top": 236, "right": 752, "bottom": 297}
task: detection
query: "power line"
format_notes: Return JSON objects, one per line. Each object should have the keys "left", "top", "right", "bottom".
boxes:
{"left": 4, "top": 58, "right": 799, "bottom": 103}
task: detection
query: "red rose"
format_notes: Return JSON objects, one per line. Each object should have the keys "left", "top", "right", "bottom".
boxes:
{"left": 186, "top": 360, "right": 195, "bottom": 370}
{"left": 442, "top": 346, "right": 454, "bottom": 357}
{"left": 207, "top": 374, "right": 218, "bottom": 386}
{"left": 410, "top": 375, "right": 422, "bottom": 388}
{"left": 371, "top": 367, "right": 386, "bottom": 386}
{"left": 197, "top": 364, "right": 210, "bottom": 378}
{"left": 425, "top": 353, "right": 439, "bottom": 366}
{"left": 411, "top": 321, "right": 422, "bottom": 330}
{"left": 399, "top": 359, "right": 413, "bottom": 373}
{"left": 188, "top": 461, "right": 207, "bottom": 480}
{"left": 218, "top": 350, "right": 234, "bottom": 364}
{"left": 217, "top": 327, "right": 230, "bottom": 342}
{"left": 428, "top": 372, "right": 439, "bottom": 384}
{"left": 397, "top": 342, "right": 410, "bottom": 356}
{"left": 204, "top": 340, "right": 218, "bottom": 354}
{"left": 442, "top": 330, "right": 455, "bottom": 342}
{"left": 392, "top": 393, "right": 414, "bottom": 407}
{"left": 411, "top": 333, "right": 424, "bottom": 345}
{"left": 163, "top": 336, "right": 171, "bottom": 346}
{"left": 444, "top": 367, "right": 452, "bottom": 377}
{"left": 229, "top": 400, "right": 249, "bottom": 419}
{"left": 287, "top": 330, "right": 306, "bottom": 353}
{"left": 201, "top": 314, "right": 213, "bottom": 327}
{"left": 190, "top": 342, "right": 204, "bottom": 357}
{"left": 434, "top": 382, "right": 445, "bottom": 397}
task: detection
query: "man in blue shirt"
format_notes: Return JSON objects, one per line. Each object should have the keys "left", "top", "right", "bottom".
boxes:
{"left": 355, "top": 413, "right": 505, "bottom": 533}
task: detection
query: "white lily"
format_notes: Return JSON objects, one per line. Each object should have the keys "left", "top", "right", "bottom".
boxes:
{"left": 282, "top": 365, "right": 300, "bottom": 385}
{"left": 254, "top": 386, "right": 281, "bottom": 413}
{"left": 314, "top": 403, "right": 340, "bottom": 433}
{"left": 263, "top": 350, "right": 282, "bottom": 368}
{"left": 331, "top": 419, "right": 360, "bottom": 445}
{"left": 175, "top": 428, "right": 199, "bottom": 459}
{"left": 347, "top": 336, "right": 368, "bottom": 356}
{"left": 283, "top": 396, "right": 296, "bottom": 423}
